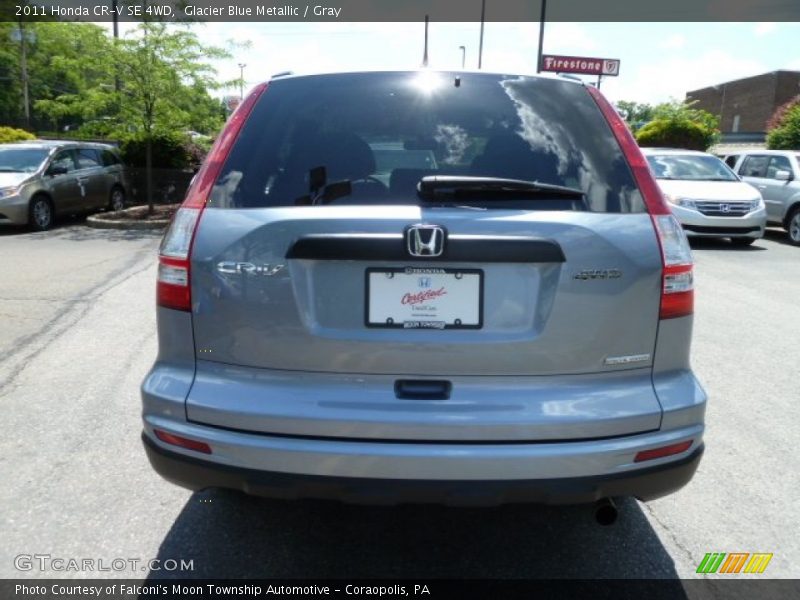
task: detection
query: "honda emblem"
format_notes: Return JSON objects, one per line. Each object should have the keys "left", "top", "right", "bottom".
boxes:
{"left": 406, "top": 225, "right": 445, "bottom": 257}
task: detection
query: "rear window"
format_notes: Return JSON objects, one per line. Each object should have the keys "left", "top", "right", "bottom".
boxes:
{"left": 101, "top": 149, "right": 120, "bottom": 166}
{"left": 75, "top": 148, "right": 101, "bottom": 169}
{"left": 210, "top": 72, "right": 644, "bottom": 213}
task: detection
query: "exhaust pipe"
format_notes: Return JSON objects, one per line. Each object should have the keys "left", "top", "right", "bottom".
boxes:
{"left": 594, "top": 497, "right": 618, "bottom": 526}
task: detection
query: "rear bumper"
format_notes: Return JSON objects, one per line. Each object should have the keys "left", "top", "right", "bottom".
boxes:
{"left": 141, "top": 427, "right": 704, "bottom": 506}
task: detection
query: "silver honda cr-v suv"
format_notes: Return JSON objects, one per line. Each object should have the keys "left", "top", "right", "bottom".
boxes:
{"left": 141, "top": 71, "right": 706, "bottom": 510}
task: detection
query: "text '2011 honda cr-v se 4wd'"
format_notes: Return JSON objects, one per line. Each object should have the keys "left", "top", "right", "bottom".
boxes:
{"left": 141, "top": 71, "right": 706, "bottom": 513}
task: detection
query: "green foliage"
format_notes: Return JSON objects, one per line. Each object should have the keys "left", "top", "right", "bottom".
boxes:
{"left": 766, "top": 97, "right": 800, "bottom": 150}
{"left": 1, "top": 21, "right": 228, "bottom": 137}
{"left": 119, "top": 132, "right": 190, "bottom": 169}
{"left": 118, "top": 131, "right": 208, "bottom": 170}
{"left": 0, "top": 126, "right": 35, "bottom": 143}
{"left": 615, "top": 100, "right": 654, "bottom": 131}
{"left": 635, "top": 100, "right": 720, "bottom": 151}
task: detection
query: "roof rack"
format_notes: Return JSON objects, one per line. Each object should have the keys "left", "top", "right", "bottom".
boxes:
{"left": 271, "top": 71, "right": 294, "bottom": 79}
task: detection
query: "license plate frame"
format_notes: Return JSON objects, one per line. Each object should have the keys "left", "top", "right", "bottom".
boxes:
{"left": 365, "top": 267, "right": 484, "bottom": 330}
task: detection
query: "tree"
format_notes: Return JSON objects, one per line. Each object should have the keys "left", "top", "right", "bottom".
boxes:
{"left": 0, "top": 21, "right": 114, "bottom": 130}
{"left": 112, "top": 22, "right": 229, "bottom": 213}
{"left": 766, "top": 95, "right": 800, "bottom": 150}
{"left": 615, "top": 100, "right": 654, "bottom": 131}
{"left": 635, "top": 100, "right": 720, "bottom": 151}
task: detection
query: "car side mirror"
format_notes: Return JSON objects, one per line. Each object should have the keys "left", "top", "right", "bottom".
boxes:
{"left": 775, "top": 170, "right": 793, "bottom": 182}
{"left": 48, "top": 165, "right": 68, "bottom": 176}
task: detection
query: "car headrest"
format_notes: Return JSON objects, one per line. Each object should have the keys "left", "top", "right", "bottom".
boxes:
{"left": 289, "top": 133, "right": 375, "bottom": 182}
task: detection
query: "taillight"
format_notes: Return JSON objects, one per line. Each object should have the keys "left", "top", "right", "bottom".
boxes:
{"left": 156, "top": 81, "right": 268, "bottom": 311}
{"left": 587, "top": 86, "right": 694, "bottom": 320}
{"left": 653, "top": 215, "right": 694, "bottom": 319}
{"left": 157, "top": 208, "right": 201, "bottom": 311}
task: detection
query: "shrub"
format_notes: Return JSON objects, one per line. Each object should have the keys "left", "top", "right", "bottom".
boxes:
{"left": 0, "top": 126, "right": 36, "bottom": 143}
{"left": 118, "top": 132, "right": 191, "bottom": 169}
{"left": 766, "top": 96, "right": 800, "bottom": 150}
{"left": 634, "top": 100, "right": 719, "bottom": 151}
{"left": 636, "top": 119, "right": 717, "bottom": 151}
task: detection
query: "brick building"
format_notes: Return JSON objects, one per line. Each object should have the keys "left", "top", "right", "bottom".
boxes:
{"left": 686, "top": 70, "right": 800, "bottom": 136}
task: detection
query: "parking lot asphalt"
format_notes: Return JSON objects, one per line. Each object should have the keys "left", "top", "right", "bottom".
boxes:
{"left": 0, "top": 220, "right": 798, "bottom": 587}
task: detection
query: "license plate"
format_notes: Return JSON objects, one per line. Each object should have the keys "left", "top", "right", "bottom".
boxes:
{"left": 366, "top": 268, "right": 483, "bottom": 329}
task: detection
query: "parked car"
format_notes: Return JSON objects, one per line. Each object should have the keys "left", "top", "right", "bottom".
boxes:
{"left": 0, "top": 140, "right": 128, "bottom": 231}
{"left": 728, "top": 150, "right": 800, "bottom": 245}
{"left": 142, "top": 71, "right": 706, "bottom": 516}
{"left": 642, "top": 148, "right": 766, "bottom": 246}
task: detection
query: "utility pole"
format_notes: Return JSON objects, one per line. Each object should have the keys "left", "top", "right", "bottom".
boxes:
{"left": 478, "top": 0, "right": 485, "bottom": 69}
{"left": 16, "top": 21, "right": 31, "bottom": 129}
{"left": 536, "top": 0, "right": 547, "bottom": 73}
{"left": 422, "top": 15, "right": 429, "bottom": 67}
{"left": 238, "top": 63, "right": 246, "bottom": 99}
{"left": 112, "top": 0, "right": 120, "bottom": 91}
{"left": 459, "top": 45, "right": 466, "bottom": 69}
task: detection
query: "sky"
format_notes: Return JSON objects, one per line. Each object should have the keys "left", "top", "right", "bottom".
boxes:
{"left": 103, "top": 21, "right": 800, "bottom": 105}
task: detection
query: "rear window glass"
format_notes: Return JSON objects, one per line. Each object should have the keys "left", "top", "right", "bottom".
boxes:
{"left": 210, "top": 72, "right": 644, "bottom": 213}
{"left": 75, "top": 149, "right": 101, "bottom": 169}
{"left": 101, "top": 149, "right": 120, "bottom": 166}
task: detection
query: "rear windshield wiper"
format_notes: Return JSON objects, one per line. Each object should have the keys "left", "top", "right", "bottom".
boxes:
{"left": 417, "top": 176, "right": 585, "bottom": 200}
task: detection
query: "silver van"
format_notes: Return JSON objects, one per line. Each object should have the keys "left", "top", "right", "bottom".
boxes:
{"left": 141, "top": 71, "right": 706, "bottom": 514}
{"left": 0, "top": 140, "right": 128, "bottom": 231}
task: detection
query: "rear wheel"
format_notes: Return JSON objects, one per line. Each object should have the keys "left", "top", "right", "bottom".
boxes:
{"left": 730, "top": 237, "right": 756, "bottom": 247}
{"left": 109, "top": 186, "right": 125, "bottom": 212}
{"left": 29, "top": 196, "right": 54, "bottom": 231}
{"left": 787, "top": 207, "right": 800, "bottom": 246}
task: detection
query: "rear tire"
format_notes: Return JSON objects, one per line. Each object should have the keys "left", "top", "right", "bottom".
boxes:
{"left": 787, "top": 207, "right": 800, "bottom": 246}
{"left": 29, "top": 195, "right": 54, "bottom": 231}
{"left": 108, "top": 186, "right": 125, "bottom": 212}
{"left": 730, "top": 237, "right": 756, "bottom": 247}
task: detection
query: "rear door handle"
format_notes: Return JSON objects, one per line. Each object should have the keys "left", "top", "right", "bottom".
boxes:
{"left": 394, "top": 380, "right": 452, "bottom": 400}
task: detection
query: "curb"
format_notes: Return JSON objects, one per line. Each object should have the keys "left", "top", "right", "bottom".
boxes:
{"left": 85, "top": 206, "right": 175, "bottom": 230}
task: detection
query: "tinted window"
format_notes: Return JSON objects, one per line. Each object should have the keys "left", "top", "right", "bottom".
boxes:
{"left": 740, "top": 155, "right": 769, "bottom": 178}
{"left": 101, "top": 149, "right": 120, "bottom": 166}
{"left": 0, "top": 147, "right": 50, "bottom": 173}
{"left": 75, "top": 149, "right": 101, "bottom": 169}
{"left": 767, "top": 155, "right": 792, "bottom": 179}
{"left": 724, "top": 155, "right": 738, "bottom": 168}
{"left": 211, "top": 72, "right": 644, "bottom": 213}
{"left": 50, "top": 151, "right": 76, "bottom": 173}
{"left": 646, "top": 154, "right": 737, "bottom": 181}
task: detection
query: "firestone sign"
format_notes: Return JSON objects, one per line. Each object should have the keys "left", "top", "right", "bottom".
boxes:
{"left": 541, "top": 55, "right": 621, "bottom": 77}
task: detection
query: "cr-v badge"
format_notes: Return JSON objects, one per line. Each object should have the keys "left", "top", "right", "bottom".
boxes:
{"left": 216, "top": 262, "right": 285, "bottom": 276}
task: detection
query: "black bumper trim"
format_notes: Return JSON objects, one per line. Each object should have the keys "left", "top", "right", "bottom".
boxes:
{"left": 142, "top": 433, "right": 703, "bottom": 506}
{"left": 286, "top": 233, "right": 566, "bottom": 263}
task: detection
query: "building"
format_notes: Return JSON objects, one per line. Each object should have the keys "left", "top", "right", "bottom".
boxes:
{"left": 686, "top": 70, "right": 800, "bottom": 143}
